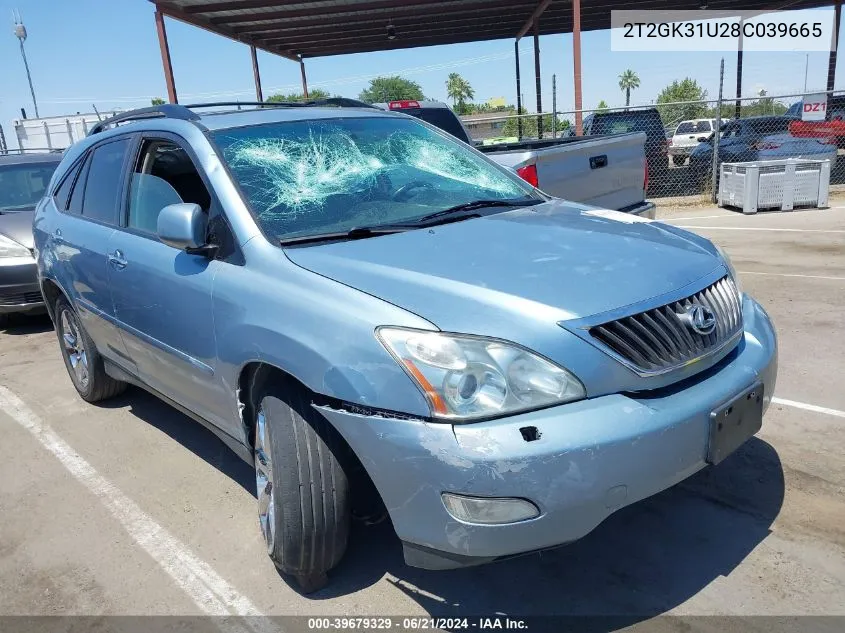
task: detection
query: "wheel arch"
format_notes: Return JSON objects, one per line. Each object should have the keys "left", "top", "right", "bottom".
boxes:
{"left": 40, "top": 277, "right": 70, "bottom": 322}
{"left": 237, "top": 360, "right": 387, "bottom": 521}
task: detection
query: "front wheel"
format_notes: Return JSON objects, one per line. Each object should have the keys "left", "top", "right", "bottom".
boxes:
{"left": 254, "top": 385, "right": 350, "bottom": 593}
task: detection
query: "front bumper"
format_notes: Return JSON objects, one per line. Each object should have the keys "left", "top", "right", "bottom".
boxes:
{"left": 319, "top": 296, "right": 777, "bottom": 570}
{"left": 0, "top": 256, "right": 44, "bottom": 315}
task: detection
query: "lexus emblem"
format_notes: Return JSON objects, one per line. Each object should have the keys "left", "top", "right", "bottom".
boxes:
{"left": 680, "top": 304, "right": 717, "bottom": 335}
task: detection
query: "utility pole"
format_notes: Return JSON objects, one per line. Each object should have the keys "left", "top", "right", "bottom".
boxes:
{"left": 804, "top": 53, "right": 809, "bottom": 92}
{"left": 13, "top": 9, "right": 39, "bottom": 118}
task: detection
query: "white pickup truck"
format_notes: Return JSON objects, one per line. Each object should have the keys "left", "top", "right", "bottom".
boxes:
{"left": 377, "top": 100, "right": 654, "bottom": 218}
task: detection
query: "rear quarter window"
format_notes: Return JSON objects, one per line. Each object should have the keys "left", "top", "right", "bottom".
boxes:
{"left": 53, "top": 159, "right": 85, "bottom": 211}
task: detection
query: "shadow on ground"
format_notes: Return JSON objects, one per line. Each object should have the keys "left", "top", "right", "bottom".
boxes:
{"left": 104, "top": 387, "right": 784, "bottom": 629}
{"left": 0, "top": 312, "right": 53, "bottom": 336}
{"left": 103, "top": 386, "right": 256, "bottom": 496}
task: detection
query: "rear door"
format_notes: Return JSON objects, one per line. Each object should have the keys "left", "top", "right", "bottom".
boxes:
{"left": 108, "top": 133, "right": 232, "bottom": 432}
{"left": 51, "top": 137, "right": 133, "bottom": 366}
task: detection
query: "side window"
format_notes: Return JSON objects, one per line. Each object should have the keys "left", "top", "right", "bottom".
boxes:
{"left": 53, "top": 158, "right": 84, "bottom": 211}
{"left": 82, "top": 139, "right": 131, "bottom": 224}
{"left": 127, "top": 139, "right": 211, "bottom": 234}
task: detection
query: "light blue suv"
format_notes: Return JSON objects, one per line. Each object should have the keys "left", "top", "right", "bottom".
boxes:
{"left": 34, "top": 102, "right": 777, "bottom": 592}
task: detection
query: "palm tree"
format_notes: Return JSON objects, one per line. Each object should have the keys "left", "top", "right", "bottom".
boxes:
{"left": 618, "top": 69, "right": 640, "bottom": 108}
{"left": 446, "top": 73, "right": 475, "bottom": 114}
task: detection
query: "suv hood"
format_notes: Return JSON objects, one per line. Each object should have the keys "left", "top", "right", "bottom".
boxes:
{"left": 285, "top": 200, "right": 722, "bottom": 332}
{"left": 0, "top": 210, "right": 35, "bottom": 250}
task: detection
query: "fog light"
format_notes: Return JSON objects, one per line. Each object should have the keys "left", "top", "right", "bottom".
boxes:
{"left": 441, "top": 493, "right": 540, "bottom": 524}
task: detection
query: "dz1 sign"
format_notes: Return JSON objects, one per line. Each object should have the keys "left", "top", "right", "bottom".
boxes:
{"left": 802, "top": 94, "right": 828, "bottom": 121}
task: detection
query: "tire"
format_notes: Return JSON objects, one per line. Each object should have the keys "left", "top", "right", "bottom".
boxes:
{"left": 0, "top": 313, "right": 9, "bottom": 330}
{"left": 54, "top": 297, "right": 126, "bottom": 403}
{"left": 254, "top": 383, "right": 350, "bottom": 593}
{"left": 672, "top": 155, "right": 686, "bottom": 166}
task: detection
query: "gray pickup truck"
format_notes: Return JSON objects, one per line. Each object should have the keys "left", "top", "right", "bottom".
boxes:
{"left": 378, "top": 101, "right": 654, "bottom": 217}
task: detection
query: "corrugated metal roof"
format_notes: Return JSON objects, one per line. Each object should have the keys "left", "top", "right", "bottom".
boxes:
{"left": 150, "top": 0, "right": 836, "bottom": 59}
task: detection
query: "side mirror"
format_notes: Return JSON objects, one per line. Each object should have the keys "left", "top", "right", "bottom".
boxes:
{"left": 157, "top": 203, "right": 212, "bottom": 255}
{"left": 697, "top": 136, "right": 709, "bottom": 142}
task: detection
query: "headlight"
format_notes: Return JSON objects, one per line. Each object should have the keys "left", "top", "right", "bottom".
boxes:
{"left": 0, "top": 234, "right": 31, "bottom": 259}
{"left": 715, "top": 244, "right": 743, "bottom": 296}
{"left": 377, "top": 327, "right": 586, "bottom": 421}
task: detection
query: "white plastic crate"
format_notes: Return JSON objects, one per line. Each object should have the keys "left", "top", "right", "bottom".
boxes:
{"left": 718, "top": 158, "right": 830, "bottom": 214}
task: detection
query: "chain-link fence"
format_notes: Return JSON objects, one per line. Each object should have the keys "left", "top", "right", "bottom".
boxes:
{"left": 461, "top": 89, "right": 845, "bottom": 202}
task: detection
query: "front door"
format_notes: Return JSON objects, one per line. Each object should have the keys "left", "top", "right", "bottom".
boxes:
{"left": 108, "top": 136, "right": 229, "bottom": 431}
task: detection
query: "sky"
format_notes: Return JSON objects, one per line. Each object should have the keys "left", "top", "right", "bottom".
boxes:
{"left": 1, "top": 1, "right": 843, "bottom": 149}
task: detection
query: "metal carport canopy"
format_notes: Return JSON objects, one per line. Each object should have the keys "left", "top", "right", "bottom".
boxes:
{"left": 148, "top": 0, "right": 841, "bottom": 133}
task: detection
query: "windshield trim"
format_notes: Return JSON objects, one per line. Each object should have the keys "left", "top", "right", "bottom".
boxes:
{"left": 207, "top": 115, "right": 542, "bottom": 247}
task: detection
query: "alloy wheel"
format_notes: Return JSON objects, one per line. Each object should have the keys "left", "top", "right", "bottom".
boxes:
{"left": 61, "top": 309, "right": 89, "bottom": 389}
{"left": 254, "top": 406, "right": 275, "bottom": 553}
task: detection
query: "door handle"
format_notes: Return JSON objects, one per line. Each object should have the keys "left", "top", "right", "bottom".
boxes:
{"left": 108, "top": 249, "right": 128, "bottom": 270}
{"left": 589, "top": 154, "right": 608, "bottom": 169}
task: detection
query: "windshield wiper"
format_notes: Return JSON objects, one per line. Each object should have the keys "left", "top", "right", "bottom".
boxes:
{"left": 277, "top": 199, "right": 542, "bottom": 246}
{"left": 279, "top": 224, "right": 416, "bottom": 246}
{"left": 413, "top": 198, "right": 542, "bottom": 224}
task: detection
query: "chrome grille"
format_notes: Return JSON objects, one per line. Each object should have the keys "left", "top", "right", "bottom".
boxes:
{"left": 0, "top": 291, "right": 43, "bottom": 306}
{"left": 589, "top": 276, "right": 743, "bottom": 375}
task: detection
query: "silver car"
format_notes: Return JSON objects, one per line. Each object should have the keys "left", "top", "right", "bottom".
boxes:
{"left": 0, "top": 152, "right": 60, "bottom": 327}
{"left": 34, "top": 102, "right": 777, "bottom": 592}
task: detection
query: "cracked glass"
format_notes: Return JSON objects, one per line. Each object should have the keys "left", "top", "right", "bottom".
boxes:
{"left": 213, "top": 116, "right": 536, "bottom": 242}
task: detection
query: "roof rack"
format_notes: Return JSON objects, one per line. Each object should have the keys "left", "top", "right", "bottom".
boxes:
{"left": 87, "top": 98, "right": 377, "bottom": 136}
{"left": 185, "top": 97, "right": 376, "bottom": 110}
{"left": 88, "top": 104, "right": 201, "bottom": 136}
{"left": 0, "top": 147, "right": 65, "bottom": 155}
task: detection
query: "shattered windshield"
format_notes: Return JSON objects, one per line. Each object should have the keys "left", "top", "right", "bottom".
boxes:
{"left": 213, "top": 116, "right": 535, "bottom": 241}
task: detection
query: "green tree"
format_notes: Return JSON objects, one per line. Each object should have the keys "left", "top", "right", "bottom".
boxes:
{"left": 596, "top": 100, "right": 609, "bottom": 113}
{"left": 502, "top": 108, "right": 560, "bottom": 139}
{"left": 358, "top": 76, "right": 425, "bottom": 103}
{"left": 743, "top": 89, "right": 788, "bottom": 117}
{"left": 618, "top": 69, "right": 640, "bottom": 107}
{"left": 266, "top": 89, "right": 331, "bottom": 103}
{"left": 464, "top": 102, "right": 511, "bottom": 114}
{"left": 656, "top": 78, "right": 709, "bottom": 128}
{"left": 446, "top": 73, "right": 475, "bottom": 114}
{"left": 151, "top": 97, "right": 166, "bottom": 106}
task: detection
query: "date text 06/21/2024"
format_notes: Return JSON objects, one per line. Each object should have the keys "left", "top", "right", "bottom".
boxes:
{"left": 306, "top": 617, "right": 529, "bottom": 630}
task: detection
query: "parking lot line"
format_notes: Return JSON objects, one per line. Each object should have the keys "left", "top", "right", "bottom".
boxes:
{"left": 677, "top": 226, "right": 845, "bottom": 233}
{"left": 739, "top": 271, "right": 845, "bottom": 281}
{"left": 661, "top": 214, "right": 736, "bottom": 222}
{"left": 0, "top": 385, "right": 269, "bottom": 625}
{"left": 772, "top": 397, "right": 845, "bottom": 419}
